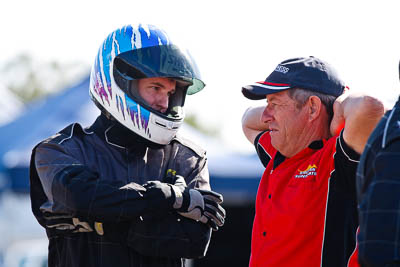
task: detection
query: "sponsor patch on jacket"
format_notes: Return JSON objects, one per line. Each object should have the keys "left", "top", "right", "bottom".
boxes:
{"left": 294, "top": 164, "right": 317, "bottom": 178}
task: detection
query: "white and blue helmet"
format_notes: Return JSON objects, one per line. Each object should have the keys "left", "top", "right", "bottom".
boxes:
{"left": 89, "top": 24, "right": 205, "bottom": 145}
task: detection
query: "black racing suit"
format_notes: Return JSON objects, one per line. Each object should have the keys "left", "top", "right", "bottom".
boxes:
{"left": 30, "top": 114, "right": 212, "bottom": 267}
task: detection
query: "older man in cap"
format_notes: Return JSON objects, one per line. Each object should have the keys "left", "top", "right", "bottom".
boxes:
{"left": 241, "top": 56, "right": 384, "bottom": 267}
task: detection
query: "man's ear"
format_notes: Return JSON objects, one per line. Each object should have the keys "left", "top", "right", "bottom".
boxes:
{"left": 307, "top": 96, "right": 322, "bottom": 121}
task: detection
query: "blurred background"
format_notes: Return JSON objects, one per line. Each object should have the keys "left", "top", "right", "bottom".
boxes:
{"left": 1, "top": 0, "right": 400, "bottom": 266}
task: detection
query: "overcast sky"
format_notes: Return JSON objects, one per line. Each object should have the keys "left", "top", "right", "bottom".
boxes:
{"left": 1, "top": 0, "right": 400, "bottom": 153}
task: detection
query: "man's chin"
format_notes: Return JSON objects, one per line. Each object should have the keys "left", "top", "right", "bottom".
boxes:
{"left": 270, "top": 138, "right": 281, "bottom": 151}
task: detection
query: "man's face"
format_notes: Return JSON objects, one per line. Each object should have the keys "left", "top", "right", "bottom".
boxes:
{"left": 137, "top": 77, "right": 177, "bottom": 113}
{"left": 262, "top": 90, "right": 309, "bottom": 157}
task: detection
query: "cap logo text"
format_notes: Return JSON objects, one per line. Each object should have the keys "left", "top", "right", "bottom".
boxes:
{"left": 275, "top": 65, "right": 289, "bottom": 74}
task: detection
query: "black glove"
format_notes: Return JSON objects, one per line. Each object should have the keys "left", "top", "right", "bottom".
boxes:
{"left": 144, "top": 180, "right": 226, "bottom": 231}
{"left": 171, "top": 186, "right": 226, "bottom": 231}
{"left": 142, "top": 181, "right": 176, "bottom": 211}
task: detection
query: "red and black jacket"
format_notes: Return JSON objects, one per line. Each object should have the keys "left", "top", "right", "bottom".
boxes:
{"left": 250, "top": 130, "right": 359, "bottom": 267}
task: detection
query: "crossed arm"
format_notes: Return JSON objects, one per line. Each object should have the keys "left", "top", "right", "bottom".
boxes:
{"left": 33, "top": 142, "right": 225, "bottom": 230}
{"left": 241, "top": 105, "right": 270, "bottom": 145}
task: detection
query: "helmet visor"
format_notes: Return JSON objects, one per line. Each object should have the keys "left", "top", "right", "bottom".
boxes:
{"left": 115, "top": 44, "right": 205, "bottom": 95}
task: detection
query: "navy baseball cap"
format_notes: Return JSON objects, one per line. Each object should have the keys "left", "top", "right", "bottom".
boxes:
{"left": 242, "top": 56, "right": 345, "bottom": 100}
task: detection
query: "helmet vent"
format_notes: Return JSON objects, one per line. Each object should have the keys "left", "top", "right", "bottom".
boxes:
{"left": 155, "top": 121, "right": 166, "bottom": 127}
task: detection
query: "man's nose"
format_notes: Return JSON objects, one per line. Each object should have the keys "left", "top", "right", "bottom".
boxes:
{"left": 261, "top": 106, "right": 273, "bottom": 123}
{"left": 156, "top": 94, "right": 169, "bottom": 113}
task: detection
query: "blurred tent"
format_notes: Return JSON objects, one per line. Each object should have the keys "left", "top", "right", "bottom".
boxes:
{"left": 0, "top": 83, "right": 25, "bottom": 127}
{"left": 0, "top": 76, "right": 263, "bottom": 201}
{"left": 0, "top": 77, "right": 98, "bottom": 193}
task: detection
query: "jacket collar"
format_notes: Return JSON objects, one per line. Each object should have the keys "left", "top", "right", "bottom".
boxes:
{"left": 89, "top": 114, "right": 151, "bottom": 153}
{"left": 273, "top": 139, "right": 324, "bottom": 168}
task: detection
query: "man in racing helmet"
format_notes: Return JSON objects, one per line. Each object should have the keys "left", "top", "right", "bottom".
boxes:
{"left": 30, "top": 24, "right": 226, "bottom": 267}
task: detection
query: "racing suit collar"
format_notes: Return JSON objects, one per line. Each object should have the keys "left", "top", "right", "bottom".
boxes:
{"left": 90, "top": 114, "right": 155, "bottom": 153}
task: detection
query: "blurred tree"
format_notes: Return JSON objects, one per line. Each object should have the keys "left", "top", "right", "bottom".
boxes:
{"left": 185, "top": 113, "right": 220, "bottom": 137}
{"left": 0, "top": 53, "right": 89, "bottom": 103}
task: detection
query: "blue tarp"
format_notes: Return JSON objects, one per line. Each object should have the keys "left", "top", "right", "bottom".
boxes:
{"left": 0, "top": 76, "right": 99, "bottom": 192}
{"left": 0, "top": 77, "right": 94, "bottom": 158}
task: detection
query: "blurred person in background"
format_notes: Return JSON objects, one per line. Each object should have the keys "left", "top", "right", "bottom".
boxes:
{"left": 29, "top": 24, "right": 225, "bottom": 267}
{"left": 355, "top": 61, "right": 400, "bottom": 266}
{"left": 241, "top": 56, "right": 384, "bottom": 267}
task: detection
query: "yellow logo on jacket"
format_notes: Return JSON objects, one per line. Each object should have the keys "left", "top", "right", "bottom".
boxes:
{"left": 295, "top": 164, "right": 317, "bottom": 178}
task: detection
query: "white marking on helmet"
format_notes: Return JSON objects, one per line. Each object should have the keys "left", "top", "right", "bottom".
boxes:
{"left": 142, "top": 24, "right": 151, "bottom": 39}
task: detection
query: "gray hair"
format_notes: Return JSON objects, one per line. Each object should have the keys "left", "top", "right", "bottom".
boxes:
{"left": 287, "top": 88, "right": 337, "bottom": 121}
